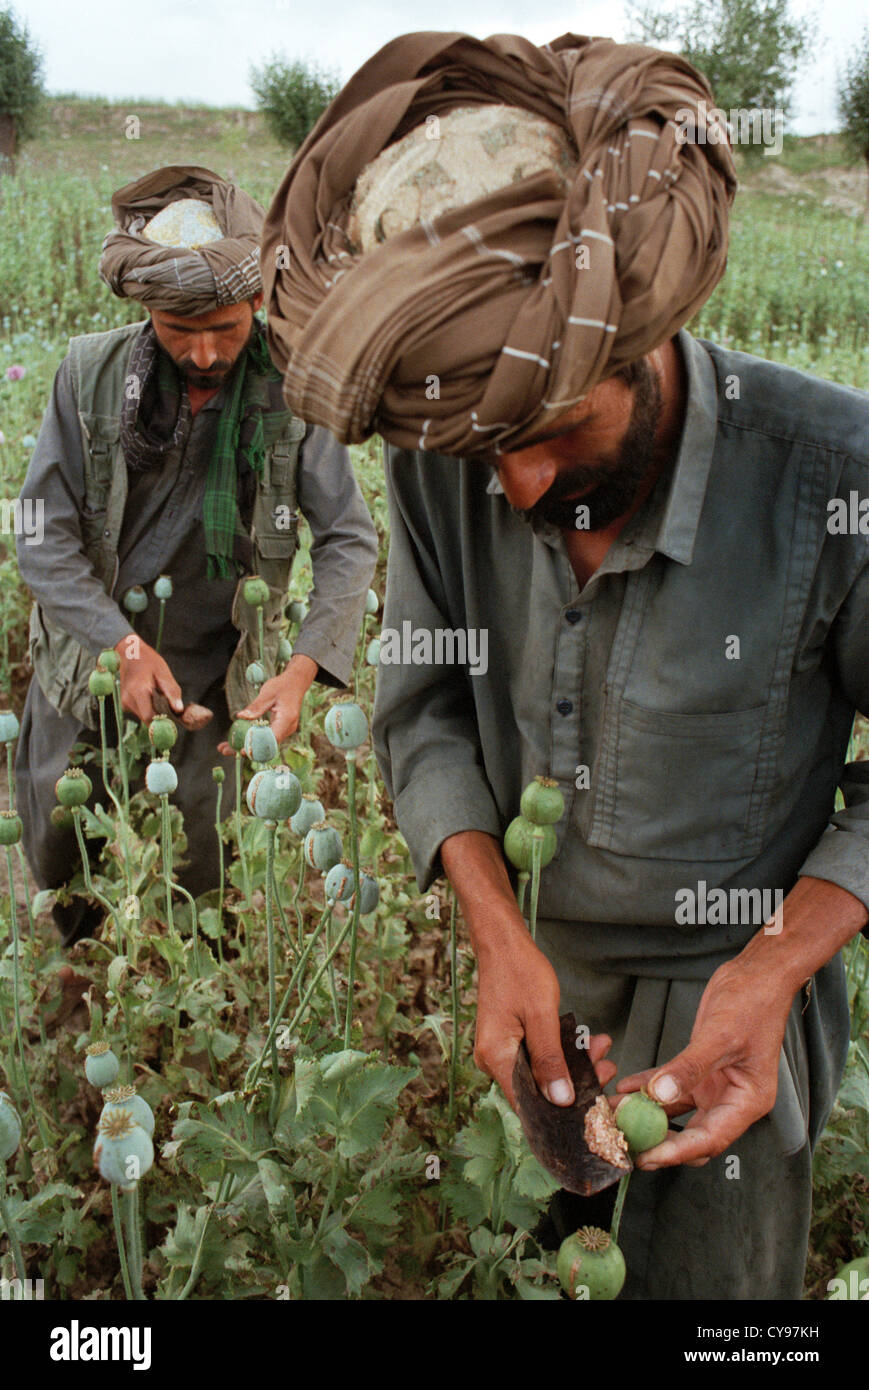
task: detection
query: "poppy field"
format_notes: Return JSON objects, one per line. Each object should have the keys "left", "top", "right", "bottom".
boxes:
{"left": 0, "top": 102, "right": 868, "bottom": 1302}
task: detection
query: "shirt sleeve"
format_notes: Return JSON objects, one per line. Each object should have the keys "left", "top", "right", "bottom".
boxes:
{"left": 372, "top": 448, "right": 503, "bottom": 892}
{"left": 798, "top": 539, "right": 869, "bottom": 915}
{"left": 292, "top": 425, "right": 379, "bottom": 687}
{"left": 15, "top": 355, "right": 135, "bottom": 656}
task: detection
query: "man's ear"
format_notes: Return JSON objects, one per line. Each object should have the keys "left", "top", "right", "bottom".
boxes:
{"left": 252, "top": 292, "right": 264, "bottom": 313}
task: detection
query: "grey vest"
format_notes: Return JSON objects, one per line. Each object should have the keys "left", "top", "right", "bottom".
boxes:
{"left": 28, "top": 321, "right": 303, "bottom": 729}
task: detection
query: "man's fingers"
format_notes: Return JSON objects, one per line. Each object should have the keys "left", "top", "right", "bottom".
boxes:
{"left": 154, "top": 669, "right": 184, "bottom": 714}
{"left": 526, "top": 1011, "right": 574, "bottom": 1107}
{"left": 586, "top": 1033, "right": 613, "bottom": 1066}
{"left": 630, "top": 1033, "right": 741, "bottom": 1110}
{"left": 474, "top": 1029, "right": 521, "bottom": 1109}
{"left": 595, "top": 1059, "right": 618, "bottom": 1089}
{"left": 635, "top": 1102, "right": 747, "bottom": 1169}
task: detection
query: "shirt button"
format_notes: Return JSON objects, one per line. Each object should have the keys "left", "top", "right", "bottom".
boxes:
{"left": 556, "top": 699, "right": 573, "bottom": 716}
{"left": 565, "top": 609, "right": 583, "bottom": 624}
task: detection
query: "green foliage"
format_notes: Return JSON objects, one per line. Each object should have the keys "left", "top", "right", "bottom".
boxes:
{"left": 837, "top": 27, "right": 869, "bottom": 167}
{"left": 0, "top": 6, "right": 44, "bottom": 149}
{"left": 625, "top": 0, "right": 814, "bottom": 122}
{"left": 0, "top": 97, "right": 867, "bottom": 1303}
{"left": 249, "top": 55, "right": 340, "bottom": 152}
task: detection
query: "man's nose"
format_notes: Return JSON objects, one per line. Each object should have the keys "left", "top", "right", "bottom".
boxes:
{"left": 189, "top": 337, "right": 219, "bottom": 369}
{"left": 496, "top": 452, "right": 557, "bottom": 510}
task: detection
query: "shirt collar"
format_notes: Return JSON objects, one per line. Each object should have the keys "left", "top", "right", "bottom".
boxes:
{"left": 648, "top": 328, "right": 718, "bottom": 565}
{"left": 486, "top": 329, "right": 719, "bottom": 566}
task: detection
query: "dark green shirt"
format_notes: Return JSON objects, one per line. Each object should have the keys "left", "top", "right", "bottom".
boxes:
{"left": 373, "top": 329, "right": 869, "bottom": 966}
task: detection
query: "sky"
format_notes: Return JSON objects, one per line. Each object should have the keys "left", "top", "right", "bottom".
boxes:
{"left": 13, "top": 0, "right": 868, "bottom": 135}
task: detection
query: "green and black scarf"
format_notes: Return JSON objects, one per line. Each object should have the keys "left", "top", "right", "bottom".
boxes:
{"left": 120, "top": 320, "right": 292, "bottom": 579}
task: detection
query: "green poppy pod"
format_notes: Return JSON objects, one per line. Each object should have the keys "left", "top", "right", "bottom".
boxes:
{"left": 148, "top": 715, "right": 177, "bottom": 752}
{"left": 101, "top": 1086, "right": 155, "bottom": 1138}
{"left": 84, "top": 1041, "right": 120, "bottom": 1089}
{"left": 228, "top": 717, "right": 252, "bottom": 753}
{"left": 355, "top": 872, "right": 380, "bottom": 916}
{"left": 0, "top": 812, "right": 22, "bottom": 846}
{"left": 0, "top": 1091, "right": 21, "bottom": 1162}
{"left": 828, "top": 1257, "right": 869, "bottom": 1299}
{"left": 324, "top": 860, "right": 356, "bottom": 903}
{"left": 364, "top": 588, "right": 379, "bottom": 615}
{"left": 93, "top": 1111, "right": 154, "bottom": 1187}
{"left": 557, "top": 1226, "right": 626, "bottom": 1301}
{"left": 245, "top": 721, "right": 278, "bottom": 764}
{"left": 614, "top": 1091, "right": 669, "bottom": 1154}
{"left": 122, "top": 585, "right": 148, "bottom": 614}
{"left": 304, "top": 821, "right": 343, "bottom": 873}
{"left": 145, "top": 760, "right": 178, "bottom": 796}
{"left": 503, "top": 816, "right": 557, "bottom": 872}
{"left": 365, "top": 638, "right": 381, "bottom": 667}
{"left": 520, "top": 776, "right": 565, "bottom": 826}
{"left": 50, "top": 804, "right": 74, "bottom": 831}
{"left": 243, "top": 576, "right": 270, "bottom": 607}
{"left": 153, "top": 574, "right": 173, "bottom": 600}
{"left": 247, "top": 767, "right": 301, "bottom": 822}
{"left": 277, "top": 636, "right": 293, "bottom": 664}
{"left": 55, "top": 768, "right": 93, "bottom": 807}
{"left": 0, "top": 710, "right": 20, "bottom": 743}
{"left": 97, "top": 649, "right": 120, "bottom": 674}
{"left": 285, "top": 600, "right": 308, "bottom": 625}
{"left": 324, "top": 700, "right": 368, "bottom": 751}
{"left": 245, "top": 660, "right": 266, "bottom": 687}
{"left": 88, "top": 666, "right": 115, "bottom": 698}
{"left": 290, "top": 794, "right": 325, "bottom": 837}
{"left": 212, "top": 766, "right": 225, "bottom": 784}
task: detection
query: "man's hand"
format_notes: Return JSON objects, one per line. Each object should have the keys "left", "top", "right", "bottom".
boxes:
{"left": 476, "top": 924, "right": 616, "bottom": 1106}
{"left": 614, "top": 956, "right": 790, "bottom": 1170}
{"left": 218, "top": 653, "right": 318, "bottom": 754}
{"left": 114, "top": 636, "right": 184, "bottom": 723}
{"left": 616, "top": 876, "right": 869, "bottom": 1170}
{"left": 441, "top": 828, "right": 616, "bottom": 1109}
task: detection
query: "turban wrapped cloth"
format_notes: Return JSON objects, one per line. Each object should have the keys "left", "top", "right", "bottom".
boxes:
{"left": 100, "top": 165, "right": 264, "bottom": 315}
{"left": 261, "top": 31, "right": 737, "bottom": 457}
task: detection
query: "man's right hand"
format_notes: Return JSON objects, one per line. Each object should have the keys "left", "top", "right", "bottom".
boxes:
{"left": 475, "top": 924, "right": 616, "bottom": 1107}
{"left": 113, "top": 636, "right": 184, "bottom": 723}
{"left": 440, "top": 828, "right": 616, "bottom": 1110}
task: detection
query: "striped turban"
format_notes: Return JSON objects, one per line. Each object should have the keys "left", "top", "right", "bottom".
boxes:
{"left": 100, "top": 165, "right": 264, "bottom": 315}
{"left": 261, "top": 31, "right": 737, "bottom": 457}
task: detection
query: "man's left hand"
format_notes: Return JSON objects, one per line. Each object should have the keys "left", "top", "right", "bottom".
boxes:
{"left": 613, "top": 957, "right": 792, "bottom": 1170}
{"left": 217, "top": 653, "right": 318, "bottom": 752}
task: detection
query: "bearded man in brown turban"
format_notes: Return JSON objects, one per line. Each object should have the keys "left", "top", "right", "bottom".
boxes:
{"left": 15, "top": 165, "right": 377, "bottom": 960}
{"left": 263, "top": 32, "right": 869, "bottom": 1300}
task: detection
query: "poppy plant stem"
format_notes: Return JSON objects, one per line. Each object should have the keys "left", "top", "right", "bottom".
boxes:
{"left": 111, "top": 1183, "right": 134, "bottom": 1301}
{"left": 343, "top": 753, "right": 362, "bottom": 1048}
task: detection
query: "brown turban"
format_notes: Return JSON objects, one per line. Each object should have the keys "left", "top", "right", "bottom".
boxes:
{"left": 262, "top": 31, "right": 737, "bottom": 457}
{"left": 100, "top": 165, "right": 264, "bottom": 315}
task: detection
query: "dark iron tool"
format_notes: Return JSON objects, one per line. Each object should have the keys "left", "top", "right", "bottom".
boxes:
{"left": 512, "top": 1011, "right": 631, "bottom": 1195}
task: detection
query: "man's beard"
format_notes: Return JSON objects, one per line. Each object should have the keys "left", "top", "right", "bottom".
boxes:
{"left": 519, "top": 359, "right": 663, "bottom": 531}
{"left": 178, "top": 358, "right": 234, "bottom": 390}
{"left": 174, "top": 325, "right": 255, "bottom": 390}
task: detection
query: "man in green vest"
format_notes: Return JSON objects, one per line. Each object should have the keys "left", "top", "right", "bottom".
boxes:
{"left": 15, "top": 166, "right": 378, "bottom": 956}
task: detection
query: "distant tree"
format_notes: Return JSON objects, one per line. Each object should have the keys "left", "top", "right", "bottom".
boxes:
{"left": 250, "top": 56, "right": 340, "bottom": 151}
{"left": 0, "top": 6, "right": 44, "bottom": 171}
{"left": 625, "top": 0, "right": 815, "bottom": 158}
{"left": 837, "top": 28, "right": 869, "bottom": 219}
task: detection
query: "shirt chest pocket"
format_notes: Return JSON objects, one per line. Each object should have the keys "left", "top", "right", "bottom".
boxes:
{"left": 583, "top": 696, "right": 769, "bottom": 862}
